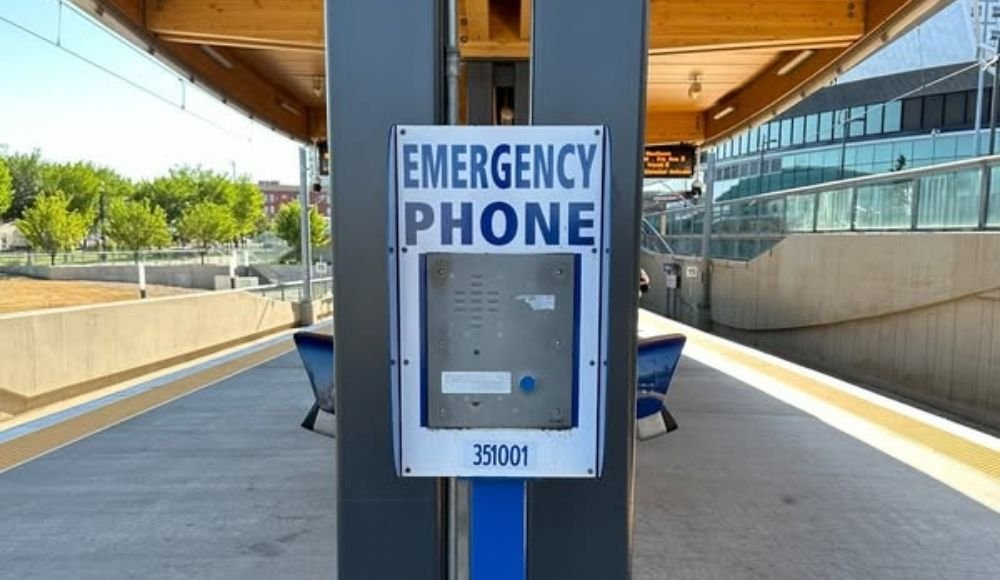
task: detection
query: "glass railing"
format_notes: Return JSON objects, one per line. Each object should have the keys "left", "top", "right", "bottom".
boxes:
{"left": 643, "top": 155, "right": 1000, "bottom": 261}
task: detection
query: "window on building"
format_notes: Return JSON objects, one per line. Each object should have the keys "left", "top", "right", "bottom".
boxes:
{"left": 883, "top": 100, "right": 902, "bottom": 132}
{"left": 833, "top": 109, "right": 847, "bottom": 140}
{"left": 965, "top": 90, "right": 979, "bottom": 125}
{"left": 944, "top": 92, "right": 966, "bottom": 127}
{"left": 805, "top": 114, "right": 819, "bottom": 143}
{"left": 874, "top": 143, "right": 893, "bottom": 170}
{"left": 780, "top": 118, "right": 792, "bottom": 147}
{"left": 923, "top": 95, "right": 944, "bottom": 129}
{"left": 792, "top": 117, "right": 805, "bottom": 145}
{"left": 748, "top": 126, "right": 759, "bottom": 154}
{"left": 914, "top": 136, "right": 934, "bottom": 161}
{"left": 902, "top": 98, "right": 922, "bottom": 131}
{"left": 818, "top": 111, "right": 833, "bottom": 141}
{"left": 963, "top": 90, "right": 993, "bottom": 126}
{"left": 849, "top": 106, "right": 866, "bottom": 138}
{"left": 865, "top": 104, "right": 883, "bottom": 135}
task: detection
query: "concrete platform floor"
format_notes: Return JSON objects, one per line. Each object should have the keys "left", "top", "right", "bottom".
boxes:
{"left": 1, "top": 350, "right": 997, "bottom": 579}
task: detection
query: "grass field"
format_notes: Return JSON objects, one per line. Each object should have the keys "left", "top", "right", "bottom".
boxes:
{"left": 0, "top": 276, "right": 194, "bottom": 315}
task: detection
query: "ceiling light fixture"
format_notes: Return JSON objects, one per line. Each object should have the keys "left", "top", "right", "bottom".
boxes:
{"left": 278, "top": 100, "right": 301, "bottom": 116}
{"left": 776, "top": 49, "right": 814, "bottom": 76}
{"left": 712, "top": 106, "right": 735, "bottom": 120}
{"left": 687, "top": 74, "right": 703, "bottom": 100}
{"left": 200, "top": 45, "right": 233, "bottom": 70}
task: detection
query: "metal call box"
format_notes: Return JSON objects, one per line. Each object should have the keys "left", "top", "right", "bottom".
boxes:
{"left": 425, "top": 253, "right": 576, "bottom": 429}
{"left": 389, "top": 125, "right": 609, "bottom": 478}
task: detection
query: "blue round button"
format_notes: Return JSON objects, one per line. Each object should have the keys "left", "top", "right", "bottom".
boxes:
{"left": 519, "top": 375, "right": 537, "bottom": 393}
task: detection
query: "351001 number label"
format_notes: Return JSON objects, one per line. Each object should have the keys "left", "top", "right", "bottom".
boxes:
{"left": 469, "top": 443, "right": 530, "bottom": 468}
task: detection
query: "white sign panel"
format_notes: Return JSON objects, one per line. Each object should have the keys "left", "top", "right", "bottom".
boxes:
{"left": 388, "top": 125, "right": 610, "bottom": 478}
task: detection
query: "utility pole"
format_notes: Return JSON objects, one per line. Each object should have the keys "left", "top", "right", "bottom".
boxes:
{"left": 298, "top": 146, "right": 314, "bottom": 319}
{"left": 973, "top": 0, "right": 996, "bottom": 155}
{"left": 991, "top": 30, "right": 1000, "bottom": 154}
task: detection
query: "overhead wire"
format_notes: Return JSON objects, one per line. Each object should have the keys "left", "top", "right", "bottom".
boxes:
{"left": 0, "top": 1, "right": 253, "bottom": 143}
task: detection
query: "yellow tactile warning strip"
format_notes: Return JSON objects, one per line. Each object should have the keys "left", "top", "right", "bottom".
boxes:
{"left": 0, "top": 340, "right": 293, "bottom": 474}
{"left": 639, "top": 311, "right": 1000, "bottom": 510}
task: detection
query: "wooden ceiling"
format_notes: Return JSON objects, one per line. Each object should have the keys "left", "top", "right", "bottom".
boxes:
{"left": 71, "top": 0, "right": 950, "bottom": 146}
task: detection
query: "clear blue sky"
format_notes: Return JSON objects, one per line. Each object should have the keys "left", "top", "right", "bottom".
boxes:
{"left": 0, "top": 0, "right": 300, "bottom": 184}
{"left": 841, "top": 0, "right": 976, "bottom": 82}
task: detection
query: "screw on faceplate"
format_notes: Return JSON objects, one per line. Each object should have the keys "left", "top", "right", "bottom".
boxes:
{"left": 594, "top": 129, "right": 601, "bottom": 136}
{"left": 554, "top": 267, "right": 564, "bottom": 277}
{"left": 404, "top": 359, "right": 410, "bottom": 366}
{"left": 437, "top": 267, "right": 448, "bottom": 277}
{"left": 404, "top": 467, "right": 411, "bottom": 473}
{"left": 399, "top": 128, "right": 407, "bottom": 135}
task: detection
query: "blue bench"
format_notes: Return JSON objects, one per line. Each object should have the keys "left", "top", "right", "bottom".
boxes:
{"left": 636, "top": 333, "right": 686, "bottom": 440}
{"left": 292, "top": 331, "right": 336, "bottom": 436}
{"left": 293, "top": 330, "right": 686, "bottom": 441}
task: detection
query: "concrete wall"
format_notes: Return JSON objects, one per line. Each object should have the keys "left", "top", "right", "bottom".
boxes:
{"left": 0, "top": 264, "right": 253, "bottom": 290}
{"left": 639, "top": 250, "right": 709, "bottom": 328}
{"left": 684, "top": 232, "right": 1000, "bottom": 431}
{"left": 0, "top": 291, "right": 301, "bottom": 415}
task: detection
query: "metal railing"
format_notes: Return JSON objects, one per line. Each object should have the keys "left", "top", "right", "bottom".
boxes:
{"left": 245, "top": 276, "right": 333, "bottom": 303}
{"left": 643, "top": 155, "right": 1000, "bottom": 261}
{"left": 0, "top": 245, "right": 292, "bottom": 268}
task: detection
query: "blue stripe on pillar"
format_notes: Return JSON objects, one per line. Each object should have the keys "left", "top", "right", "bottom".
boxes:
{"left": 470, "top": 478, "right": 526, "bottom": 580}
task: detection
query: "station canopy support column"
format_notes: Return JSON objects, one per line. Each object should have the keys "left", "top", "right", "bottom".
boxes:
{"left": 528, "top": 0, "right": 648, "bottom": 578}
{"left": 326, "top": 0, "right": 445, "bottom": 578}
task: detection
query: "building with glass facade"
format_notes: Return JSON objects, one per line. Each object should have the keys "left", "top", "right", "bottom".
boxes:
{"left": 711, "top": 62, "right": 996, "bottom": 202}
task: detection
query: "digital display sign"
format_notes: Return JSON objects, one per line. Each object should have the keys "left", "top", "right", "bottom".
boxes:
{"left": 644, "top": 144, "right": 695, "bottom": 178}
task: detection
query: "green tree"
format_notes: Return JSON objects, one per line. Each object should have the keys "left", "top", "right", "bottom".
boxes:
{"left": 231, "top": 179, "right": 266, "bottom": 240}
{"left": 4, "top": 150, "right": 45, "bottom": 220}
{"left": 41, "top": 161, "right": 103, "bottom": 219}
{"left": 134, "top": 168, "right": 198, "bottom": 227}
{"left": 105, "top": 198, "right": 171, "bottom": 262}
{"left": 16, "top": 193, "right": 89, "bottom": 265}
{"left": 135, "top": 166, "right": 247, "bottom": 234}
{"left": 177, "top": 202, "right": 236, "bottom": 263}
{"left": 93, "top": 167, "right": 135, "bottom": 251}
{"left": 273, "top": 201, "right": 329, "bottom": 262}
{"left": 0, "top": 158, "right": 11, "bottom": 218}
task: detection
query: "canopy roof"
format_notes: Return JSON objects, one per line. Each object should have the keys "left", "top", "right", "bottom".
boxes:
{"left": 70, "top": 0, "right": 951, "bottom": 145}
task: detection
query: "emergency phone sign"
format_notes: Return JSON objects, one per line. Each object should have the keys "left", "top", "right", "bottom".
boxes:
{"left": 388, "top": 125, "right": 610, "bottom": 478}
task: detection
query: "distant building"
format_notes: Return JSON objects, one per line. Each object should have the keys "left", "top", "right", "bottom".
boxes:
{"left": 0, "top": 222, "right": 28, "bottom": 251}
{"left": 257, "top": 181, "right": 331, "bottom": 219}
{"left": 711, "top": 62, "right": 996, "bottom": 202}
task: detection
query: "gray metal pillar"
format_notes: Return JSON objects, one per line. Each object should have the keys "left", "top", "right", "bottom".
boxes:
{"left": 528, "top": 1, "right": 648, "bottom": 578}
{"left": 326, "top": 1, "right": 445, "bottom": 579}
{"left": 298, "top": 147, "right": 313, "bottom": 303}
